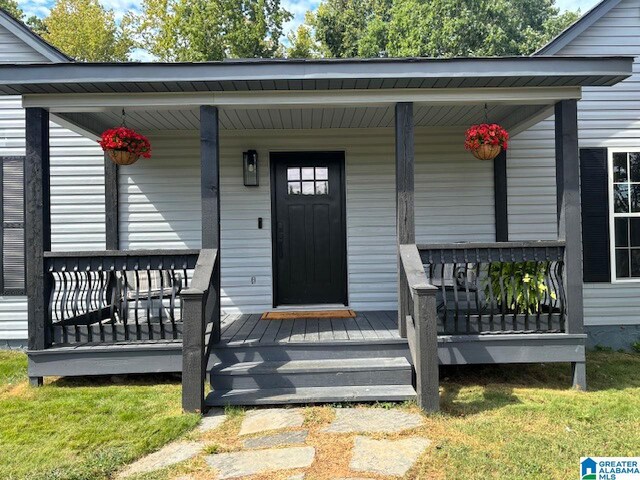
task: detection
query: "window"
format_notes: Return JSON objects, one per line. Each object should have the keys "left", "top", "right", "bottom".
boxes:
{"left": 287, "top": 166, "right": 329, "bottom": 195}
{"left": 0, "top": 156, "right": 26, "bottom": 295}
{"left": 609, "top": 149, "right": 640, "bottom": 280}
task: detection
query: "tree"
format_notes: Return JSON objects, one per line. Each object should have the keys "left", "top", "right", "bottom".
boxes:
{"left": 286, "top": 22, "right": 325, "bottom": 58}
{"left": 136, "top": 0, "right": 292, "bottom": 62}
{"left": 0, "top": 0, "right": 22, "bottom": 19}
{"left": 41, "top": 0, "right": 134, "bottom": 61}
{"left": 308, "top": 0, "right": 579, "bottom": 58}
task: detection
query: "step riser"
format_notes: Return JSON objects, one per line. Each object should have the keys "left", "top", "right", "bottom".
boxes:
{"left": 211, "top": 368, "right": 413, "bottom": 390}
{"left": 206, "top": 385, "right": 417, "bottom": 407}
{"left": 210, "top": 344, "right": 410, "bottom": 363}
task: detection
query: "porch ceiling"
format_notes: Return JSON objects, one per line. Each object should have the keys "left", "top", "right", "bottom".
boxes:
{"left": 54, "top": 103, "right": 549, "bottom": 135}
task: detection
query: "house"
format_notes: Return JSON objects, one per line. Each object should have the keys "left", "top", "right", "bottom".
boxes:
{"left": 0, "top": 0, "right": 636, "bottom": 412}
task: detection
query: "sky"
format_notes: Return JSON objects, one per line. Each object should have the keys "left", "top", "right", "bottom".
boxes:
{"left": 16, "top": 0, "right": 601, "bottom": 60}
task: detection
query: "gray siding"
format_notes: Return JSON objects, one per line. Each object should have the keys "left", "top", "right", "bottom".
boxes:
{"left": 0, "top": 96, "right": 105, "bottom": 342}
{"left": 509, "top": 0, "right": 640, "bottom": 327}
{"left": 120, "top": 127, "right": 494, "bottom": 314}
{"left": 0, "top": 24, "right": 49, "bottom": 64}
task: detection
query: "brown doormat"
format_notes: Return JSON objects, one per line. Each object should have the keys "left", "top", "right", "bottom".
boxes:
{"left": 261, "top": 309, "right": 356, "bottom": 320}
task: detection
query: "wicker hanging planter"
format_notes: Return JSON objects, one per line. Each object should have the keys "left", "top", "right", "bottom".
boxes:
{"left": 471, "top": 144, "right": 502, "bottom": 161}
{"left": 98, "top": 112, "right": 151, "bottom": 166}
{"left": 465, "top": 123, "right": 509, "bottom": 162}
{"left": 106, "top": 149, "right": 140, "bottom": 166}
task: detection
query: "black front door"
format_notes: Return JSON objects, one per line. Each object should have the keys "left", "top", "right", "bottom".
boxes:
{"left": 271, "top": 151, "right": 347, "bottom": 306}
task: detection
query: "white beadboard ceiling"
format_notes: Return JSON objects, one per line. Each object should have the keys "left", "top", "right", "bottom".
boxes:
{"left": 84, "top": 103, "right": 544, "bottom": 132}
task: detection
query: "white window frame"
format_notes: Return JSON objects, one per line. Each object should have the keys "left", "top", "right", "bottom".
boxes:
{"left": 608, "top": 147, "right": 640, "bottom": 283}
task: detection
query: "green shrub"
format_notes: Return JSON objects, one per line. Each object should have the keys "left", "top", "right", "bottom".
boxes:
{"left": 484, "top": 261, "right": 554, "bottom": 314}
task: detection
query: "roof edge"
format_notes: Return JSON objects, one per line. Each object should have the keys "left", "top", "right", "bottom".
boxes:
{"left": 534, "top": 0, "right": 624, "bottom": 56}
{"left": 0, "top": 9, "right": 72, "bottom": 63}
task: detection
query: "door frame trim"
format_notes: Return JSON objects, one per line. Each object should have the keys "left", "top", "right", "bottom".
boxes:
{"left": 269, "top": 150, "right": 348, "bottom": 308}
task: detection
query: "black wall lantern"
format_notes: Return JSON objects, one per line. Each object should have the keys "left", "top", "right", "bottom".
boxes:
{"left": 243, "top": 150, "right": 259, "bottom": 186}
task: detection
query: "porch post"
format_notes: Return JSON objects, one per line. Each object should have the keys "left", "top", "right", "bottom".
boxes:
{"left": 396, "top": 102, "right": 415, "bottom": 338}
{"left": 555, "top": 99, "right": 586, "bottom": 389}
{"left": 25, "top": 108, "right": 51, "bottom": 386}
{"left": 182, "top": 105, "right": 220, "bottom": 412}
{"left": 104, "top": 154, "right": 119, "bottom": 249}
{"left": 493, "top": 150, "right": 509, "bottom": 242}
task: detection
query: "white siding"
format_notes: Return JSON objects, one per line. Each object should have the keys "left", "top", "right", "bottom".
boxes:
{"left": 0, "top": 96, "right": 105, "bottom": 342}
{"left": 508, "top": 0, "right": 640, "bottom": 326}
{"left": 120, "top": 127, "right": 494, "bottom": 314}
{"left": 0, "top": 24, "right": 49, "bottom": 63}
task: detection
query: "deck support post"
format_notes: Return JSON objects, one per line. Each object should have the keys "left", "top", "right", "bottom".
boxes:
{"left": 104, "top": 154, "right": 119, "bottom": 249}
{"left": 25, "top": 107, "right": 51, "bottom": 386}
{"left": 396, "top": 102, "right": 415, "bottom": 338}
{"left": 493, "top": 149, "right": 509, "bottom": 242}
{"left": 555, "top": 99, "right": 586, "bottom": 390}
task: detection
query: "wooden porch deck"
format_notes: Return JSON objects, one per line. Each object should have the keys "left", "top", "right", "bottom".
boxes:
{"left": 219, "top": 311, "right": 401, "bottom": 346}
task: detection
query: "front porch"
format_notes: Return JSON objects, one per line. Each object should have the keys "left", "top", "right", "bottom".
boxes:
{"left": 5, "top": 57, "right": 632, "bottom": 413}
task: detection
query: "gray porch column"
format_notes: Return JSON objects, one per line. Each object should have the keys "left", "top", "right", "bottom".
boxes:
{"left": 104, "top": 154, "right": 119, "bottom": 249}
{"left": 493, "top": 150, "right": 508, "bottom": 242}
{"left": 396, "top": 102, "right": 415, "bottom": 337}
{"left": 25, "top": 107, "right": 51, "bottom": 386}
{"left": 182, "top": 105, "right": 220, "bottom": 412}
{"left": 555, "top": 99, "right": 586, "bottom": 389}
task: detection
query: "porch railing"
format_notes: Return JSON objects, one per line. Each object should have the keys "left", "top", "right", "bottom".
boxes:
{"left": 181, "top": 249, "right": 220, "bottom": 413}
{"left": 43, "top": 249, "right": 200, "bottom": 346}
{"left": 399, "top": 243, "right": 439, "bottom": 412}
{"left": 418, "top": 241, "right": 566, "bottom": 335}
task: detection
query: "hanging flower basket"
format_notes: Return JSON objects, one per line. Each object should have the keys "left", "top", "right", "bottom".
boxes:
{"left": 98, "top": 126, "right": 151, "bottom": 166}
{"left": 464, "top": 123, "right": 509, "bottom": 161}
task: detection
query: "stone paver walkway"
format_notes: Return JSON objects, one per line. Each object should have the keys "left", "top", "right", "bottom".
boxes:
{"left": 199, "top": 408, "right": 227, "bottom": 432}
{"left": 117, "top": 406, "right": 431, "bottom": 479}
{"left": 350, "top": 436, "right": 431, "bottom": 476}
{"left": 205, "top": 446, "right": 315, "bottom": 479}
{"left": 239, "top": 408, "right": 304, "bottom": 435}
{"left": 322, "top": 408, "right": 424, "bottom": 433}
{"left": 243, "top": 430, "right": 309, "bottom": 449}
{"left": 117, "top": 441, "right": 204, "bottom": 478}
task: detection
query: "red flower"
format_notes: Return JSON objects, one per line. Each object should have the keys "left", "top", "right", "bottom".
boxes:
{"left": 464, "top": 123, "right": 509, "bottom": 152}
{"left": 98, "top": 127, "right": 152, "bottom": 158}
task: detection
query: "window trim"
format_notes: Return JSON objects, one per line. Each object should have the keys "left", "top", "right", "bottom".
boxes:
{"left": 607, "top": 147, "right": 640, "bottom": 283}
{"left": 0, "top": 155, "right": 26, "bottom": 296}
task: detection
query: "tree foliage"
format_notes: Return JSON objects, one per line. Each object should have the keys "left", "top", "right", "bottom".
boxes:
{"left": 0, "top": 0, "right": 23, "bottom": 20}
{"left": 303, "top": 0, "right": 580, "bottom": 58}
{"left": 40, "top": 0, "right": 134, "bottom": 61}
{"left": 136, "top": 0, "right": 292, "bottom": 62}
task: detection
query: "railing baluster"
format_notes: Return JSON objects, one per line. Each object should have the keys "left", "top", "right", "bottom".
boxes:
{"left": 417, "top": 241, "right": 567, "bottom": 335}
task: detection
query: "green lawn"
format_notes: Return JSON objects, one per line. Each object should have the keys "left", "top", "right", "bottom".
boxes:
{"left": 0, "top": 350, "right": 639, "bottom": 479}
{"left": 0, "top": 351, "right": 199, "bottom": 480}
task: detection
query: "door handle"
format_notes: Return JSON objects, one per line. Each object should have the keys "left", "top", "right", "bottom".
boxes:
{"left": 277, "top": 222, "right": 284, "bottom": 258}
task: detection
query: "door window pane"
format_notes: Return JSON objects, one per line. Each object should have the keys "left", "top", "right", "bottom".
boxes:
{"left": 315, "top": 181, "right": 329, "bottom": 195}
{"left": 613, "top": 153, "right": 628, "bottom": 182}
{"left": 632, "top": 185, "right": 640, "bottom": 212}
{"left": 302, "top": 181, "right": 314, "bottom": 195}
{"left": 315, "top": 167, "right": 328, "bottom": 180}
{"left": 288, "top": 182, "right": 301, "bottom": 194}
{"left": 287, "top": 167, "right": 300, "bottom": 180}
{"left": 301, "top": 167, "right": 315, "bottom": 180}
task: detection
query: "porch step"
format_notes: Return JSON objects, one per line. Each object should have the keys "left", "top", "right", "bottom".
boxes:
{"left": 209, "top": 340, "right": 410, "bottom": 364}
{"left": 210, "top": 357, "right": 412, "bottom": 390}
{"left": 205, "top": 384, "right": 417, "bottom": 407}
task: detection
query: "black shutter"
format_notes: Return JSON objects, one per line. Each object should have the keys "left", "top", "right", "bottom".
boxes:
{"left": 580, "top": 148, "right": 610, "bottom": 282}
{"left": 0, "top": 156, "right": 26, "bottom": 295}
